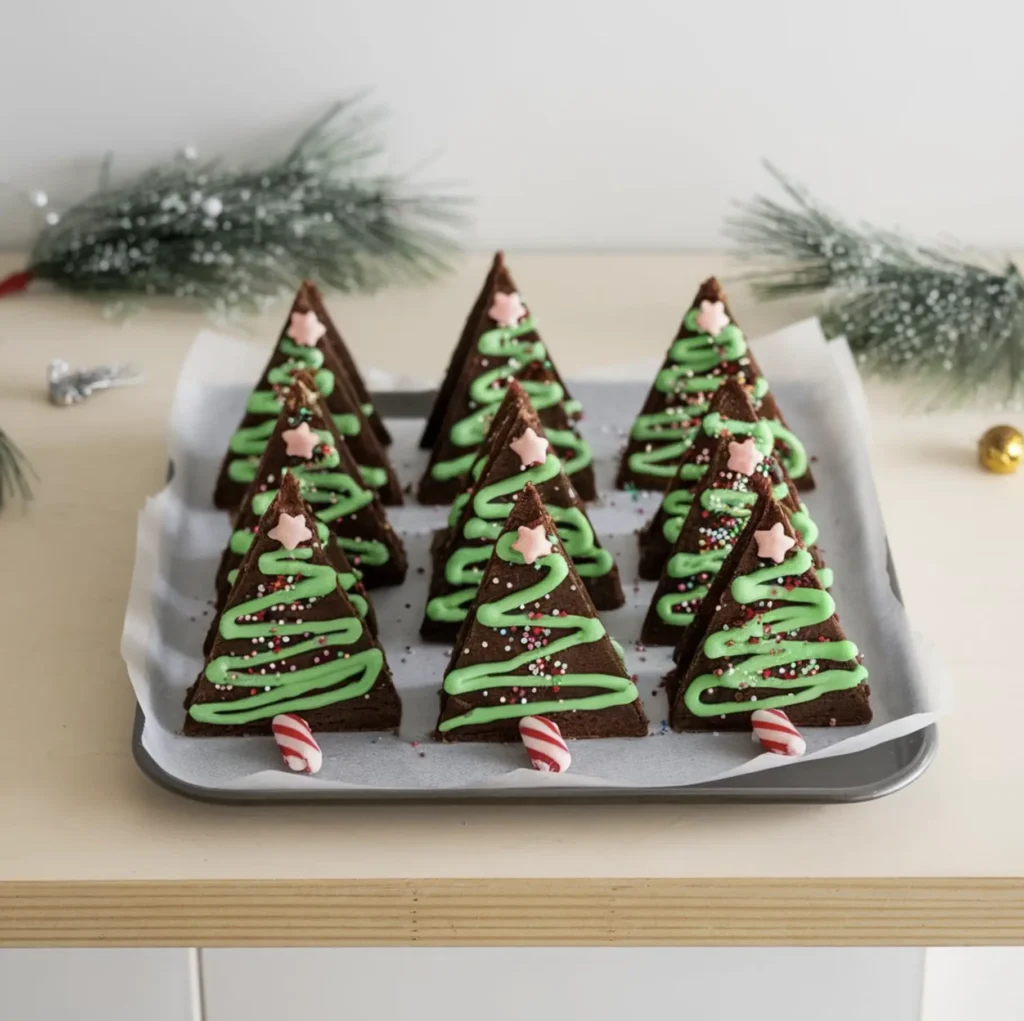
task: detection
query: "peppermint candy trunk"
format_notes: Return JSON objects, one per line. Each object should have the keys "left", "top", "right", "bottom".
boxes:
{"left": 271, "top": 713, "right": 323, "bottom": 774}
{"left": 750, "top": 709, "right": 806, "bottom": 757}
{"left": 518, "top": 715, "right": 572, "bottom": 773}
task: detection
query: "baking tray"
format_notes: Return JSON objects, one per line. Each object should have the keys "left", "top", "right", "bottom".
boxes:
{"left": 131, "top": 387, "right": 937, "bottom": 804}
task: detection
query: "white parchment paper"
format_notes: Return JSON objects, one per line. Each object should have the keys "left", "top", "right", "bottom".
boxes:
{"left": 122, "top": 319, "right": 939, "bottom": 791}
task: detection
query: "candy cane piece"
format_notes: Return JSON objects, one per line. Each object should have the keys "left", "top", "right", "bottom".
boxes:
{"left": 751, "top": 708, "right": 806, "bottom": 757}
{"left": 519, "top": 715, "right": 571, "bottom": 773}
{"left": 272, "top": 713, "right": 323, "bottom": 774}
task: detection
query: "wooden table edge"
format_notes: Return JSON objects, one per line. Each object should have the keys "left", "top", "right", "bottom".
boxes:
{"left": 2, "top": 878, "right": 1021, "bottom": 946}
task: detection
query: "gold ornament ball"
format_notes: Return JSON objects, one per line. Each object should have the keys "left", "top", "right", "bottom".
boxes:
{"left": 978, "top": 425, "right": 1024, "bottom": 474}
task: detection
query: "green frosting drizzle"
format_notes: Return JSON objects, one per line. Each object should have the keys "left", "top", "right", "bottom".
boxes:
{"left": 431, "top": 450, "right": 477, "bottom": 483}
{"left": 656, "top": 479, "right": 761, "bottom": 629}
{"left": 431, "top": 317, "right": 593, "bottom": 483}
{"left": 226, "top": 556, "right": 370, "bottom": 624}
{"left": 448, "top": 491, "right": 470, "bottom": 529}
{"left": 545, "top": 427, "right": 591, "bottom": 477}
{"left": 655, "top": 433, "right": 826, "bottom": 631}
{"left": 438, "top": 532, "right": 639, "bottom": 732}
{"left": 661, "top": 462, "right": 706, "bottom": 546}
{"left": 655, "top": 412, "right": 819, "bottom": 566}
{"left": 788, "top": 502, "right": 818, "bottom": 548}
{"left": 446, "top": 449, "right": 491, "bottom": 528}
{"left": 658, "top": 415, "right": 777, "bottom": 547}
{"left": 245, "top": 339, "right": 335, "bottom": 416}
{"left": 224, "top": 333, "right": 386, "bottom": 494}
{"left": 427, "top": 453, "right": 613, "bottom": 624}
{"left": 628, "top": 308, "right": 760, "bottom": 480}
{"left": 332, "top": 412, "right": 360, "bottom": 437}
{"left": 227, "top": 516, "right": 370, "bottom": 624}
{"left": 228, "top": 420, "right": 389, "bottom": 569}
{"left": 766, "top": 418, "right": 809, "bottom": 483}
{"left": 191, "top": 547, "right": 384, "bottom": 726}
{"left": 684, "top": 547, "right": 867, "bottom": 717}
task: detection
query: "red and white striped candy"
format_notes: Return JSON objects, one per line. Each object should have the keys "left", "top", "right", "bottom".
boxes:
{"left": 519, "top": 715, "right": 571, "bottom": 773}
{"left": 751, "top": 709, "right": 806, "bottom": 757}
{"left": 271, "top": 714, "right": 323, "bottom": 774}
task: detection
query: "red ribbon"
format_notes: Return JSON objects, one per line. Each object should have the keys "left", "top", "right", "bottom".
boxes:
{"left": 0, "top": 269, "right": 33, "bottom": 298}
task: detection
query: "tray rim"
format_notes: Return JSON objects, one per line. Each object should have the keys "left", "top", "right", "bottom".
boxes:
{"left": 130, "top": 384, "right": 937, "bottom": 805}
{"left": 131, "top": 706, "right": 936, "bottom": 804}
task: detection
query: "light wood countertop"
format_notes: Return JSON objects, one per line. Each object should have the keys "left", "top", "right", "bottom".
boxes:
{"left": 1, "top": 253, "right": 1020, "bottom": 946}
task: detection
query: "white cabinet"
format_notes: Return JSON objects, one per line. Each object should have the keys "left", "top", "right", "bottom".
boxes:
{"left": 922, "top": 948, "right": 1024, "bottom": 1021}
{"left": 201, "top": 948, "right": 923, "bottom": 1021}
{"left": 0, "top": 949, "right": 195, "bottom": 1021}
{"left": 12, "top": 946, "right": 1024, "bottom": 1020}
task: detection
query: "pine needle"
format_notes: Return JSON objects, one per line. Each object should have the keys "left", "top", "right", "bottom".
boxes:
{"left": 728, "top": 163, "right": 1024, "bottom": 407}
{"left": 24, "top": 98, "right": 464, "bottom": 314}
{"left": 0, "top": 429, "right": 35, "bottom": 513}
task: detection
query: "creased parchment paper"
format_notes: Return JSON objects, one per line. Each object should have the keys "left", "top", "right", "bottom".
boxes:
{"left": 122, "top": 319, "right": 939, "bottom": 792}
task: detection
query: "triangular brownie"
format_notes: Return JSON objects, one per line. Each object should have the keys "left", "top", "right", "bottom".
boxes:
{"left": 637, "top": 379, "right": 816, "bottom": 580}
{"left": 295, "top": 280, "right": 391, "bottom": 447}
{"left": 213, "top": 284, "right": 401, "bottom": 510}
{"left": 185, "top": 473, "right": 401, "bottom": 736}
{"left": 419, "top": 252, "right": 504, "bottom": 451}
{"left": 443, "top": 376, "right": 533, "bottom": 533}
{"left": 418, "top": 254, "right": 596, "bottom": 504}
{"left": 616, "top": 276, "right": 814, "bottom": 493}
{"left": 208, "top": 529, "right": 376, "bottom": 649}
{"left": 427, "top": 379, "right": 535, "bottom": 569}
{"left": 640, "top": 435, "right": 797, "bottom": 646}
{"left": 422, "top": 387, "right": 623, "bottom": 643}
{"left": 436, "top": 483, "right": 647, "bottom": 741}
{"left": 215, "top": 372, "right": 406, "bottom": 592}
{"left": 666, "top": 493, "right": 870, "bottom": 732}
{"left": 205, "top": 529, "right": 377, "bottom": 658}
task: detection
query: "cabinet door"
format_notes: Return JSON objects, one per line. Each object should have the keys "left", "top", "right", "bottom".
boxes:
{"left": 0, "top": 949, "right": 196, "bottom": 1021}
{"left": 203, "top": 948, "right": 923, "bottom": 1021}
{"left": 923, "top": 948, "right": 1024, "bottom": 1021}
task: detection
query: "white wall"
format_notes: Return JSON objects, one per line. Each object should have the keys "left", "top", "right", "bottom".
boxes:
{"left": 1, "top": 0, "right": 1022, "bottom": 252}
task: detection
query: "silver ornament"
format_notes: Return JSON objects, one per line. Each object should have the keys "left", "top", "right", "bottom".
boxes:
{"left": 47, "top": 359, "right": 143, "bottom": 406}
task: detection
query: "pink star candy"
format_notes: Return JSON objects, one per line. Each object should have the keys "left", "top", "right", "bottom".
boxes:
{"left": 268, "top": 512, "right": 313, "bottom": 551}
{"left": 281, "top": 421, "right": 321, "bottom": 460}
{"left": 489, "top": 291, "right": 526, "bottom": 327}
{"left": 727, "top": 437, "right": 764, "bottom": 476}
{"left": 695, "top": 300, "right": 730, "bottom": 338}
{"left": 511, "top": 524, "right": 553, "bottom": 565}
{"left": 754, "top": 522, "right": 796, "bottom": 564}
{"left": 287, "top": 310, "right": 327, "bottom": 347}
{"left": 509, "top": 427, "right": 549, "bottom": 467}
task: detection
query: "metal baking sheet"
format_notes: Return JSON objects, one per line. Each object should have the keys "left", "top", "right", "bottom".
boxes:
{"left": 130, "top": 384, "right": 937, "bottom": 804}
